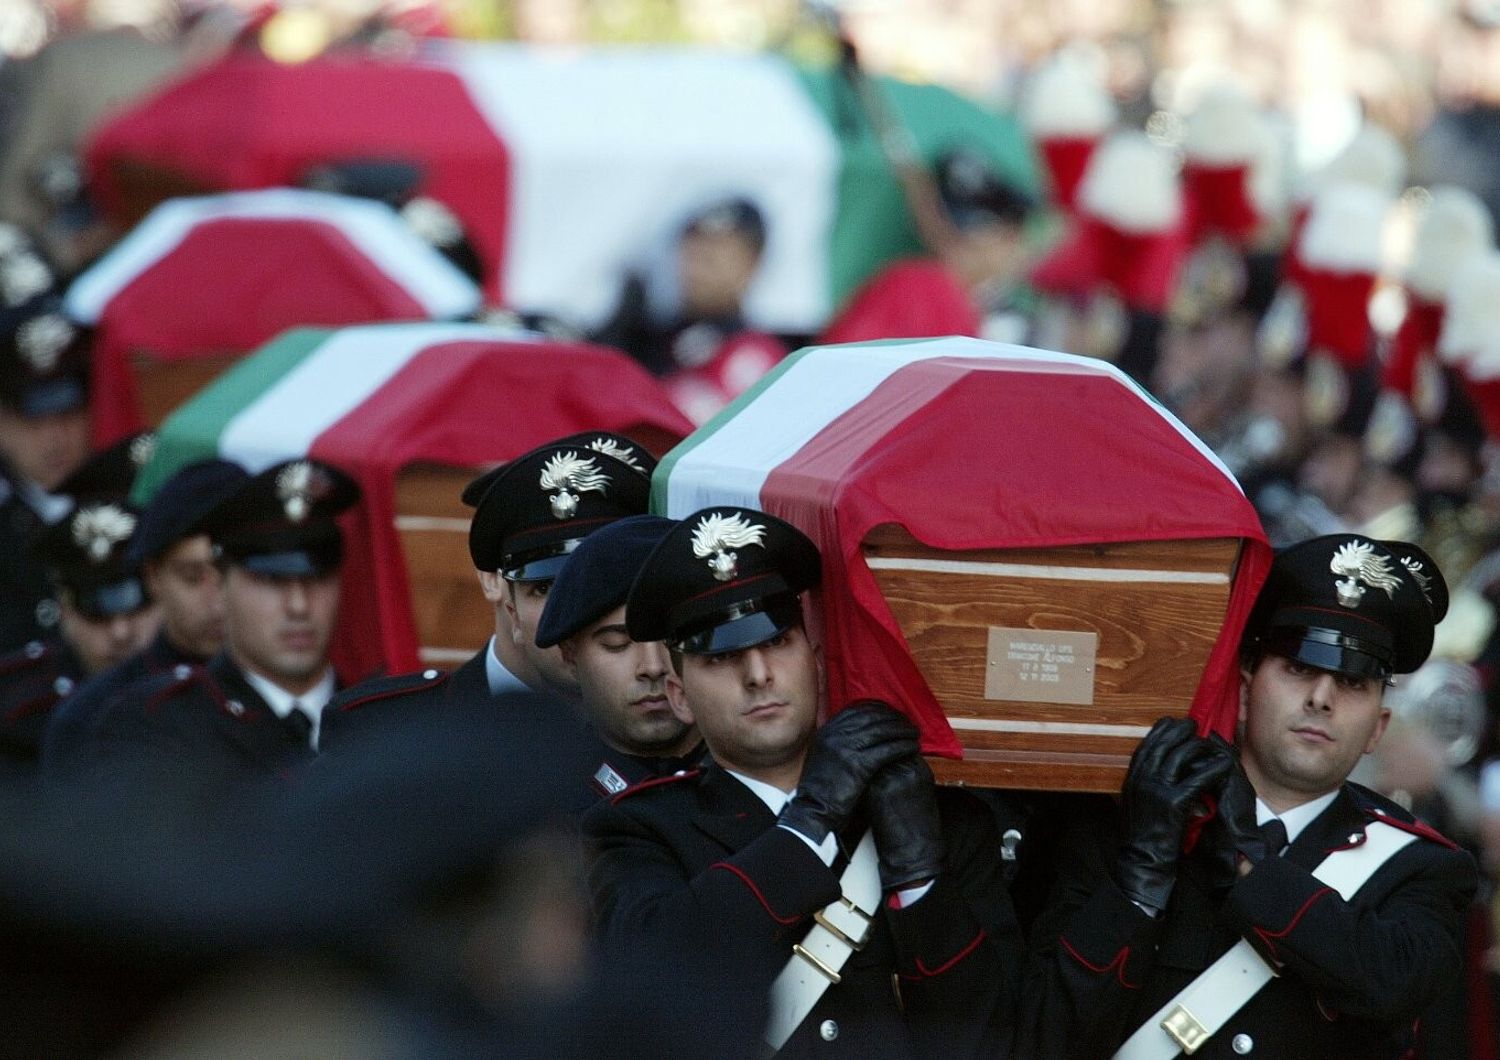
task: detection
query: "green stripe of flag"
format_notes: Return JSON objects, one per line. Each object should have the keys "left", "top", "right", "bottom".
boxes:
{"left": 131, "top": 328, "right": 332, "bottom": 503}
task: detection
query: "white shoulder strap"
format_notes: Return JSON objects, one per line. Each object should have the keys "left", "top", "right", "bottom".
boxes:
{"left": 764, "top": 829, "right": 882, "bottom": 1053}
{"left": 1112, "top": 819, "right": 1419, "bottom": 1059}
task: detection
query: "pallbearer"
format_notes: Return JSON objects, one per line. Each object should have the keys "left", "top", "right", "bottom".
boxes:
{"left": 319, "top": 431, "right": 656, "bottom": 753}
{"left": 85, "top": 459, "right": 358, "bottom": 783}
{"left": 1024, "top": 535, "right": 1476, "bottom": 1059}
{"left": 586, "top": 505, "right": 1020, "bottom": 1059}
{"left": 534, "top": 514, "right": 705, "bottom": 794}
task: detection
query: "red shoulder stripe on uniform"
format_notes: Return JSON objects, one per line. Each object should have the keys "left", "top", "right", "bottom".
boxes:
{"left": 1059, "top": 937, "right": 1142, "bottom": 989}
{"left": 708, "top": 861, "right": 804, "bottom": 925}
{"left": 0, "top": 645, "right": 49, "bottom": 677}
{"left": 903, "top": 930, "right": 988, "bottom": 980}
{"left": 1253, "top": 885, "right": 1334, "bottom": 964}
{"left": 337, "top": 673, "right": 447, "bottom": 713}
{"left": 6, "top": 692, "right": 60, "bottom": 723}
{"left": 609, "top": 768, "right": 702, "bottom": 804}
{"left": 1367, "top": 810, "right": 1460, "bottom": 851}
{"left": 144, "top": 668, "right": 210, "bottom": 713}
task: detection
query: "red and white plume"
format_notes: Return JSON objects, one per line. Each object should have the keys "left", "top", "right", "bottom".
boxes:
{"left": 1030, "top": 130, "right": 1187, "bottom": 313}
{"left": 1019, "top": 50, "right": 1117, "bottom": 214}
{"left": 1180, "top": 82, "right": 1276, "bottom": 245}
{"left": 1440, "top": 251, "right": 1500, "bottom": 379}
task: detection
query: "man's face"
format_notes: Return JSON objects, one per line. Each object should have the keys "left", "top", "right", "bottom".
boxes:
{"left": 59, "top": 597, "right": 160, "bottom": 675}
{"left": 502, "top": 577, "right": 581, "bottom": 698}
{"left": 0, "top": 405, "right": 89, "bottom": 491}
{"left": 561, "top": 604, "right": 691, "bottom": 757}
{"left": 666, "top": 624, "right": 821, "bottom": 778}
{"left": 143, "top": 535, "right": 224, "bottom": 658}
{"left": 1240, "top": 653, "right": 1391, "bottom": 808}
{"left": 678, "top": 228, "right": 760, "bottom": 320}
{"left": 223, "top": 565, "right": 340, "bottom": 692}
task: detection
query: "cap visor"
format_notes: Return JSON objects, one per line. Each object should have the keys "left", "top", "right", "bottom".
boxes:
{"left": 677, "top": 601, "right": 800, "bottom": 656}
{"left": 504, "top": 551, "right": 572, "bottom": 584}
{"left": 74, "top": 578, "right": 147, "bottom": 619}
{"left": 16, "top": 380, "right": 86, "bottom": 418}
{"left": 1262, "top": 627, "right": 1390, "bottom": 679}
{"left": 237, "top": 550, "right": 336, "bottom": 578}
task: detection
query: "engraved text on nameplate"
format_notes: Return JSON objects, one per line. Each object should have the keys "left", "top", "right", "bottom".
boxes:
{"left": 984, "top": 627, "right": 1098, "bottom": 705}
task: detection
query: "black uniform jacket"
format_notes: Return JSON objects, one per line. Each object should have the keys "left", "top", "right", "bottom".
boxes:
{"left": 583, "top": 762, "right": 1020, "bottom": 1059}
{"left": 84, "top": 652, "right": 322, "bottom": 784}
{"left": 321, "top": 649, "right": 706, "bottom": 805}
{"left": 1020, "top": 783, "right": 1477, "bottom": 1059}
{"left": 0, "top": 637, "right": 84, "bottom": 769}
{"left": 318, "top": 647, "right": 485, "bottom": 753}
{"left": 0, "top": 467, "right": 57, "bottom": 655}
{"left": 41, "top": 630, "right": 204, "bottom": 772}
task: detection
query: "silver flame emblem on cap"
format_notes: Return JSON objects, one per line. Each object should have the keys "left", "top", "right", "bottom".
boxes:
{"left": 72, "top": 503, "right": 135, "bottom": 564}
{"left": 275, "top": 461, "right": 328, "bottom": 524}
{"left": 17, "top": 312, "right": 73, "bottom": 372}
{"left": 539, "top": 452, "right": 610, "bottom": 520}
{"left": 1399, "top": 555, "right": 1430, "bottom": 595}
{"left": 691, "top": 512, "right": 766, "bottom": 582}
{"left": 128, "top": 433, "right": 157, "bottom": 469}
{"left": 588, "top": 437, "right": 644, "bottom": 474}
{"left": 1330, "top": 540, "right": 1402, "bottom": 609}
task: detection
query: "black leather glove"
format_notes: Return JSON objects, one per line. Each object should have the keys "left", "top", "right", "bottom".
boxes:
{"left": 866, "top": 752, "right": 945, "bottom": 891}
{"left": 779, "top": 700, "right": 920, "bottom": 845}
{"left": 1115, "top": 717, "right": 1232, "bottom": 913}
{"left": 1216, "top": 753, "right": 1273, "bottom": 865}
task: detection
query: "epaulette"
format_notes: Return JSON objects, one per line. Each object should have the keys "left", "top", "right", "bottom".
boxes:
{"left": 0, "top": 640, "right": 51, "bottom": 678}
{"left": 332, "top": 668, "right": 448, "bottom": 713}
{"left": 1350, "top": 782, "right": 1461, "bottom": 852}
{"left": 142, "top": 663, "right": 209, "bottom": 713}
{"left": 609, "top": 767, "right": 702, "bottom": 805}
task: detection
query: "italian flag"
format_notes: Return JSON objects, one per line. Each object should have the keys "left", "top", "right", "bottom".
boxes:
{"left": 89, "top": 44, "right": 1036, "bottom": 331}
{"left": 653, "top": 337, "right": 1271, "bottom": 755}
{"left": 137, "top": 322, "right": 693, "bottom": 678}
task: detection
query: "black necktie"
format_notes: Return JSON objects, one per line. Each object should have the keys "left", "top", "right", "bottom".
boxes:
{"left": 1259, "top": 818, "right": 1288, "bottom": 858}
{"left": 285, "top": 702, "right": 313, "bottom": 747}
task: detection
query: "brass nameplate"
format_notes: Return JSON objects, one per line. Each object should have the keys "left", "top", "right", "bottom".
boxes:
{"left": 984, "top": 628, "right": 1098, "bottom": 705}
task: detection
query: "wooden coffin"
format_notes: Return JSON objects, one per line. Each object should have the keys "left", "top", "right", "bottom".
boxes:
{"left": 394, "top": 463, "right": 491, "bottom": 666}
{"left": 131, "top": 350, "right": 240, "bottom": 427}
{"left": 862, "top": 525, "right": 1242, "bottom": 793}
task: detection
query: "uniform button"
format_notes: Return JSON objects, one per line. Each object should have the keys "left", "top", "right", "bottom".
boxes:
{"left": 227, "top": 699, "right": 245, "bottom": 717}
{"left": 173, "top": 664, "right": 193, "bottom": 679}
{"left": 819, "top": 1019, "right": 839, "bottom": 1042}
{"left": 422, "top": 669, "right": 439, "bottom": 679}
{"left": 24, "top": 641, "right": 42, "bottom": 659}
{"left": 1232, "top": 1032, "right": 1254, "bottom": 1054}
{"left": 1001, "top": 828, "right": 1023, "bottom": 861}
{"left": 52, "top": 676, "right": 72, "bottom": 696}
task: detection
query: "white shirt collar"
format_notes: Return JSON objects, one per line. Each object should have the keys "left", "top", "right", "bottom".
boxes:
{"left": 726, "top": 768, "right": 794, "bottom": 814}
{"left": 241, "top": 665, "right": 336, "bottom": 749}
{"left": 1256, "top": 789, "right": 1340, "bottom": 846}
{"left": 484, "top": 635, "right": 530, "bottom": 696}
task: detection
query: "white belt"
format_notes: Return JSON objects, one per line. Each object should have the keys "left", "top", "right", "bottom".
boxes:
{"left": 1113, "top": 820, "right": 1419, "bottom": 1059}
{"left": 764, "top": 829, "right": 882, "bottom": 1053}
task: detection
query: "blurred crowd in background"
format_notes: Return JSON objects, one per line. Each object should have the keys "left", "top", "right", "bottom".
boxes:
{"left": 3, "top": 0, "right": 1500, "bottom": 1055}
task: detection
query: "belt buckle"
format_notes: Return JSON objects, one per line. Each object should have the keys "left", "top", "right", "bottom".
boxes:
{"left": 814, "top": 896, "right": 872, "bottom": 951}
{"left": 792, "top": 942, "right": 842, "bottom": 984}
{"left": 1161, "top": 1004, "right": 1209, "bottom": 1055}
